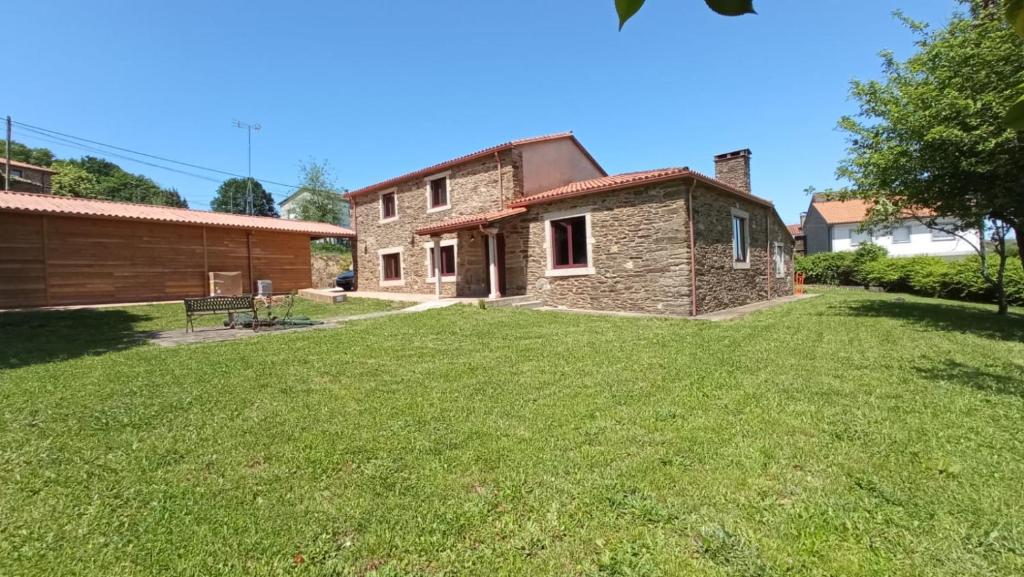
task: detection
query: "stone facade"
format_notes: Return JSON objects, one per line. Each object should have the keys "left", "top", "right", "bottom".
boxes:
{"left": 510, "top": 181, "right": 692, "bottom": 315}
{"left": 691, "top": 186, "right": 794, "bottom": 314}
{"left": 351, "top": 149, "right": 521, "bottom": 296}
{"left": 713, "top": 150, "right": 752, "bottom": 193}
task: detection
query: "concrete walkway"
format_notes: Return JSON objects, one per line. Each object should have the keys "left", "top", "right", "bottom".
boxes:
{"left": 345, "top": 290, "right": 480, "bottom": 304}
{"left": 692, "top": 293, "right": 819, "bottom": 321}
{"left": 533, "top": 293, "right": 818, "bottom": 321}
{"left": 145, "top": 299, "right": 465, "bottom": 348}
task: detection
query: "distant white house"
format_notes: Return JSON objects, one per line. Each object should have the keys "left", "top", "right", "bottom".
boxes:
{"left": 279, "top": 189, "right": 351, "bottom": 228}
{"left": 803, "top": 197, "right": 980, "bottom": 257}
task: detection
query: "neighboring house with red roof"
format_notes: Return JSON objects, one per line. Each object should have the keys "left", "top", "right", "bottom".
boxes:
{"left": 2, "top": 159, "right": 54, "bottom": 193}
{"left": 347, "top": 133, "right": 793, "bottom": 316}
{"left": 787, "top": 222, "right": 806, "bottom": 257}
{"left": 802, "top": 195, "right": 979, "bottom": 257}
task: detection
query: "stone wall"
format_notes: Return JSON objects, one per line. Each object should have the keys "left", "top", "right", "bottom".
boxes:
{"left": 310, "top": 252, "right": 352, "bottom": 289}
{"left": 516, "top": 181, "right": 693, "bottom": 315}
{"left": 351, "top": 149, "right": 522, "bottom": 295}
{"left": 692, "top": 185, "right": 793, "bottom": 314}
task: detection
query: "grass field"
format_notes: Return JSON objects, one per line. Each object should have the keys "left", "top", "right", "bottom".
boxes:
{"left": 1, "top": 292, "right": 1022, "bottom": 576}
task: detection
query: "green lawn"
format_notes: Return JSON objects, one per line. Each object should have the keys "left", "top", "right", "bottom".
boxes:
{"left": 1, "top": 292, "right": 1022, "bottom": 576}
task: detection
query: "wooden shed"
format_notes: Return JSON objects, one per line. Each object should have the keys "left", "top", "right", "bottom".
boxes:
{"left": 0, "top": 190, "right": 355, "bottom": 308}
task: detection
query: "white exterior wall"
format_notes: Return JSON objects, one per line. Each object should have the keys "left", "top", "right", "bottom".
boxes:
{"left": 830, "top": 220, "right": 979, "bottom": 257}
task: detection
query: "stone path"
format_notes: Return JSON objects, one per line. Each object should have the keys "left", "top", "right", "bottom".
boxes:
{"left": 145, "top": 300, "right": 462, "bottom": 348}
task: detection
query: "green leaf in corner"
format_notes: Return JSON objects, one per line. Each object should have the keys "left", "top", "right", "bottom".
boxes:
{"left": 1004, "top": 93, "right": 1024, "bottom": 130}
{"left": 705, "top": 0, "right": 757, "bottom": 17}
{"left": 1006, "top": 0, "right": 1024, "bottom": 39}
{"left": 616, "top": 0, "right": 646, "bottom": 30}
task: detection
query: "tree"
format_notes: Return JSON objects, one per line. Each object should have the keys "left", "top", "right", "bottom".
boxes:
{"left": 64, "top": 156, "right": 188, "bottom": 207}
{"left": 293, "top": 159, "right": 346, "bottom": 225}
{"left": 50, "top": 161, "right": 100, "bottom": 198}
{"left": 616, "top": 0, "right": 755, "bottom": 28}
{"left": 211, "top": 177, "right": 278, "bottom": 217}
{"left": 2, "top": 141, "right": 55, "bottom": 167}
{"left": 837, "top": 1, "right": 1024, "bottom": 314}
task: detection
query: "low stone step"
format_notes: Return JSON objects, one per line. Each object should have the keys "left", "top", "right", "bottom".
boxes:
{"left": 511, "top": 300, "right": 543, "bottom": 309}
{"left": 485, "top": 295, "right": 537, "bottom": 308}
{"left": 298, "top": 288, "right": 348, "bottom": 304}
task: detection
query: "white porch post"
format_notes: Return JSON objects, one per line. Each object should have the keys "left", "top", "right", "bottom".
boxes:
{"left": 431, "top": 236, "right": 442, "bottom": 300}
{"left": 485, "top": 227, "right": 501, "bottom": 299}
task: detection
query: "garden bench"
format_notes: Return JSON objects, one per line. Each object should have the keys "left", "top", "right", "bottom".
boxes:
{"left": 183, "top": 295, "right": 259, "bottom": 332}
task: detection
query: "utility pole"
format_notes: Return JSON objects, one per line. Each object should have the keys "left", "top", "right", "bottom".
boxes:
{"left": 5, "top": 116, "right": 11, "bottom": 191}
{"left": 232, "top": 120, "right": 260, "bottom": 215}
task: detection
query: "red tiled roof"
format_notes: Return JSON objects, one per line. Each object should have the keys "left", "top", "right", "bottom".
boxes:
{"left": 508, "top": 167, "right": 775, "bottom": 208}
{"left": 3, "top": 159, "right": 55, "bottom": 173}
{"left": 415, "top": 207, "right": 527, "bottom": 236}
{"left": 787, "top": 224, "right": 803, "bottom": 236}
{"left": 346, "top": 132, "right": 606, "bottom": 198}
{"left": 812, "top": 198, "right": 935, "bottom": 225}
{"left": 0, "top": 190, "right": 355, "bottom": 237}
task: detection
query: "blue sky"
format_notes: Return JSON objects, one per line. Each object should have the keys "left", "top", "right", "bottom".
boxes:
{"left": 6, "top": 0, "right": 960, "bottom": 223}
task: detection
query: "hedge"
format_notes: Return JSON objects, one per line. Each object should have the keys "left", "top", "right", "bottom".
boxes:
{"left": 796, "top": 245, "right": 1024, "bottom": 306}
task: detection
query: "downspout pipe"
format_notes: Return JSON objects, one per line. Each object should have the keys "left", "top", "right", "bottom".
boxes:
{"left": 495, "top": 152, "right": 505, "bottom": 209}
{"left": 687, "top": 178, "right": 698, "bottom": 317}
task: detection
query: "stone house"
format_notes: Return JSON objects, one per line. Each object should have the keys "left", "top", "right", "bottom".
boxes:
{"left": 2, "top": 160, "right": 53, "bottom": 193}
{"left": 347, "top": 133, "right": 793, "bottom": 316}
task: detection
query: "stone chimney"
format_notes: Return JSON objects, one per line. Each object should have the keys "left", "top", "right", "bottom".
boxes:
{"left": 713, "top": 149, "right": 752, "bottom": 193}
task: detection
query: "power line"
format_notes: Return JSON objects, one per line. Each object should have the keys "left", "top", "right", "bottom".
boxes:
{"left": 10, "top": 119, "right": 304, "bottom": 196}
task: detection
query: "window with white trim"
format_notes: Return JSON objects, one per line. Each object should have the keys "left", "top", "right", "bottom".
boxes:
{"left": 931, "top": 227, "right": 955, "bottom": 241}
{"left": 380, "top": 191, "right": 398, "bottom": 221}
{"left": 424, "top": 239, "right": 457, "bottom": 281}
{"left": 378, "top": 247, "right": 404, "bottom": 286}
{"left": 892, "top": 226, "right": 912, "bottom": 243}
{"left": 850, "top": 229, "right": 871, "bottom": 246}
{"left": 544, "top": 210, "right": 595, "bottom": 277}
{"left": 731, "top": 208, "right": 750, "bottom": 269}
{"left": 773, "top": 243, "right": 786, "bottom": 278}
{"left": 427, "top": 176, "right": 449, "bottom": 211}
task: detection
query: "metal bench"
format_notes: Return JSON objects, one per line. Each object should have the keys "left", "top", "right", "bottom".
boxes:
{"left": 183, "top": 295, "right": 259, "bottom": 332}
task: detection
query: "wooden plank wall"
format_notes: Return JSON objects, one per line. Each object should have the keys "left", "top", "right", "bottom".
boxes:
{"left": 0, "top": 212, "right": 315, "bottom": 308}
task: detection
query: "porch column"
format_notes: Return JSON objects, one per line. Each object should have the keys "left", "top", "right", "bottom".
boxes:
{"left": 431, "top": 235, "right": 442, "bottom": 300}
{"left": 484, "top": 227, "right": 501, "bottom": 299}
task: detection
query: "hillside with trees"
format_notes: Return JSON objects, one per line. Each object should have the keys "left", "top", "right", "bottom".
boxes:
{"left": 2, "top": 141, "right": 187, "bottom": 208}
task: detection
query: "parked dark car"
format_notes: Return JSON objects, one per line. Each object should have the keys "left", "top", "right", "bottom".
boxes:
{"left": 335, "top": 270, "right": 355, "bottom": 291}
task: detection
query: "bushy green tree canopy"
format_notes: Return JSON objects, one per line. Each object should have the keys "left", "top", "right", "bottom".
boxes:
{"left": 293, "top": 160, "right": 346, "bottom": 225}
{"left": 211, "top": 178, "right": 278, "bottom": 217}
{"left": 838, "top": 1, "right": 1024, "bottom": 313}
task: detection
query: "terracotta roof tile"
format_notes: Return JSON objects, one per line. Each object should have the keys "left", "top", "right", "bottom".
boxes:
{"left": 508, "top": 168, "right": 776, "bottom": 208}
{"left": 812, "top": 198, "right": 935, "bottom": 225}
{"left": 0, "top": 190, "right": 355, "bottom": 237}
{"left": 3, "top": 159, "right": 55, "bottom": 173}
{"left": 415, "top": 207, "right": 527, "bottom": 236}
{"left": 347, "top": 133, "right": 605, "bottom": 198}
{"left": 787, "top": 224, "right": 803, "bottom": 236}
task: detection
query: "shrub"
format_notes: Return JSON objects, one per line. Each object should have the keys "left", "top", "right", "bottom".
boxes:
{"left": 851, "top": 243, "right": 888, "bottom": 286}
{"left": 795, "top": 252, "right": 857, "bottom": 285}
{"left": 852, "top": 253, "right": 1024, "bottom": 306}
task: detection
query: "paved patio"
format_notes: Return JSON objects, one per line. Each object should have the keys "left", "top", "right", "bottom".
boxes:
{"left": 145, "top": 300, "right": 465, "bottom": 347}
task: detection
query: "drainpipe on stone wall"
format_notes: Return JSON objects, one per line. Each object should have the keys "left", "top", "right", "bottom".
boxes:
{"left": 687, "top": 179, "right": 698, "bottom": 317}
{"left": 766, "top": 213, "right": 772, "bottom": 301}
{"left": 495, "top": 152, "right": 505, "bottom": 209}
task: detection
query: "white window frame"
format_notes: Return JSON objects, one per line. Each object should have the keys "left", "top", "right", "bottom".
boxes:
{"left": 425, "top": 171, "right": 451, "bottom": 213}
{"left": 931, "top": 226, "right": 955, "bottom": 241}
{"left": 543, "top": 208, "right": 595, "bottom": 277}
{"left": 773, "top": 242, "right": 786, "bottom": 278}
{"left": 377, "top": 246, "right": 405, "bottom": 287}
{"left": 423, "top": 238, "right": 458, "bottom": 282}
{"left": 850, "top": 228, "right": 872, "bottom": 246}
{"left": 730, "top": 207, "right": 751, "bottom": 270}
{"left": 892, "top": 225, "right": 912, "bottom": 244}
{"left": 379, "top": 188, "right": 399, "bottom": 223}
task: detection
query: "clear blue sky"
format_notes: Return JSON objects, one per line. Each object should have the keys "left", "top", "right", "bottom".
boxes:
{"left": 6, "top": 0, "right": 961, "bottom": 223}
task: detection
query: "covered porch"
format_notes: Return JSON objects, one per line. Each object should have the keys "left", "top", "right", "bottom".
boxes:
{"left": 415, "top": 208, "right": 528, "bottom": 301}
